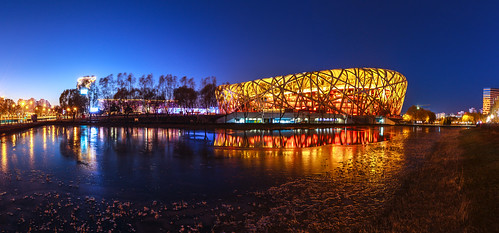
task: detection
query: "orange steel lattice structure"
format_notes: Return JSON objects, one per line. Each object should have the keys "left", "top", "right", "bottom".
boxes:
{"left": 215, "top": 68, "right": 407, "bottom": 116}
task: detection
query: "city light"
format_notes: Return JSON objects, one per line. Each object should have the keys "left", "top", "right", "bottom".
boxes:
{"left": 77, "top": 76, "right": 97, "bottom": 89}
{"left": 89, "top": 107, "right": 99, "bottom": 113}
{"left": 216, "top": 68, "right": 407, "bottom": 116}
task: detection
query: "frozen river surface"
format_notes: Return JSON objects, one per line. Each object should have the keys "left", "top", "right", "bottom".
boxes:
{"left": 0, "top": 125, "right": 446, "bottom": 231}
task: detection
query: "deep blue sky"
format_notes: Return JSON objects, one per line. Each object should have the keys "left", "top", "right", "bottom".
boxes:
{"left": 0, "top": 0, "right": 498, "bottom": 113}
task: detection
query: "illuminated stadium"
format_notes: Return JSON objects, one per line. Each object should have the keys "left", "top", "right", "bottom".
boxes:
{"left": 215, "top": 68, "right": 407, "bottom": 124}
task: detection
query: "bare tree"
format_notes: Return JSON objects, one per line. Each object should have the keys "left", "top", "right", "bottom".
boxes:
{"left": 4, "top": 99, "right": 17, "bottom": 118}
{"left": 59, "top": 89, "right": 88, "bottom": 118}
{"left": 139, "top": 74, "right": 155, "bottom": 113}
{"left": 180, "top": 76, "right": 188, "bottom": 87}
{"left": 157, "top": 75, "right": 166, "bottom": 100}
{"left": 126, "top": 73, "right": 135, "bottom": 97}
{"left": 116, "top": 73, "right": 126, "bottom": 90}
{"left": 0, "top": 98, "right": 17, "bottom": 119}
{"left": 187, "top": 77, "right": 195, "bottom": 90}
{"left": 199, "top": 76, "right": 217, "bottom": 109}
{"left": 165, "top": 74, "right": 177, "bottom": 100}
{"left": 98, "top": 74, "right": 115, "bottom": 114}
{"left": 174, "top": 86, "right": 198, "bottom": 112}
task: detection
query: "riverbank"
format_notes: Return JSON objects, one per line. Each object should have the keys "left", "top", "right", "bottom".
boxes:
{"left": 0, "top": 122, "right": 49, "bottom": 136}
{"left": 368, "top": 126, "right": 498, "bottom": 232}
{"left": 458, "top": 126, "right": 499, "bottom": 232}
{"left": 1, "top": 125, "right": 429, "bottom": 232}
{"left": 218, "top": 127, "right": 469, "bottom": 232}
{"left": 370, "top": 128, "right": 469, "bottom": 232}
{"left": 0, "top": 115, "right": 473, "bottom": 137}
{"left": 1, "top": 125, "right": 494, "bottom": 231}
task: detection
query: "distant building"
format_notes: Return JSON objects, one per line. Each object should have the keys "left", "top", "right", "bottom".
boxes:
{"left": 436, "top": 112, "right": 446, "bottom": 119}
{"left": 469, "top": 107, "right": 477, "bottom": 113}
{"left": 483, "top": 88, "right": 499, "bottom": 115}
{"left": 457, "top": 111, "right": 465, "bottom": 118}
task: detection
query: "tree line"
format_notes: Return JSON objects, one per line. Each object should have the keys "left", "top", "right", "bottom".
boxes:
{"left": 0, "top": 98, "right": 20, "bottom": 117}
{"left": 403, "top": 105, "right": 437, "bottom": 123}
{"left": 0, "top": 99, "right": 51, "bottom": 116}
{"left": 404, "top": 105, "right": 485, "bottom": 125}
{"left": 59, "top": 73, "right": 218, "bottom": 115}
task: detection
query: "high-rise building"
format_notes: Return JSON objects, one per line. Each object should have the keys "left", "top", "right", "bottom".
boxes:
{"left": 483, "top": 88, "right": 499, "bottom": 115}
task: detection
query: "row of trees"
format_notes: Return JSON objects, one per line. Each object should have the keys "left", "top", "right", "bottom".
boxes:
{"left": 403, "top": 105, "right": 437, "bottom": 123}
{"left": 404, "top": 105, "right": 486, "bottom": 125}
{"left": 59, "top": 73, "right": 219, "bottom": 114}
{"left": 0, "top": 98, "right": 54, "bottom": 117}
{"left": 0, "top": 98, "right": 20, "bottom": 117}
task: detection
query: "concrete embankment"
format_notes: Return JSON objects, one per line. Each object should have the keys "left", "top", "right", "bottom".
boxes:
{"left": 0, "top": 115, "right": 476, "bottom": 136}
{"left": 0, "top": 122, "right": 51, "bottom": 136}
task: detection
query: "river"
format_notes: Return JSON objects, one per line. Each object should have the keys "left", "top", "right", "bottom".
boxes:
{"left": 0, "top": 125, "right": 447, "bottom": 231}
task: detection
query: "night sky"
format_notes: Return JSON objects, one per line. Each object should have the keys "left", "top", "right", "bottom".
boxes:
{"left": 0, "top": 0, "right": 497, "bottom": 113}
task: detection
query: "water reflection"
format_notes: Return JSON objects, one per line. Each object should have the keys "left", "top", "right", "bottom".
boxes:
{"left": 29, "top": 130, "right": 34, "bottom": 166}
{"left": 214, "top": 127, "right": 391, "bottom": 148}
{"left": 59, "top": 126, "right": 96, "bottom": 170}
{"left": 0, "top": 125, "right": 421, "bottom": 203}
{"left": 1, "top": 140, "right": 7, "bottom": 172}
{"left": 98, "top": 127, "right": 185, "bottom": 154}
{"left": 214, "top": 137, "right": 403, "bottom": 183}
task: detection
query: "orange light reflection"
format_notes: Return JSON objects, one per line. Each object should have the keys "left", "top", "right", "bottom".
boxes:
{"left": 214, "top": 128, "right": 390, "bottom": 149}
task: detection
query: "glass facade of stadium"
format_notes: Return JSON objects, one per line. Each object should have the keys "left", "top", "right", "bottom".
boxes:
{"left": 215, "top": 68, "right": 407, "bottom": 124}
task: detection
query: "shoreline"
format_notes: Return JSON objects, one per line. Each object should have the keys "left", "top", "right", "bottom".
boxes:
{"left": 0, "top": 121, "right": 451, "bottom": 232}
{"left": 0, "top": 121, "right": 494, "bottom": 231}
{"left": 0, "top": 118, "right": 475, "bottom": 136}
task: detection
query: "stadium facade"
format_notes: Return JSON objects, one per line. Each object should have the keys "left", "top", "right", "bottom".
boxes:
{"left": 215, "top": 68, "right": 407, "bottom": 123}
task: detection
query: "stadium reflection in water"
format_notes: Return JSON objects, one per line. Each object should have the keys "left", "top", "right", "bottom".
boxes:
{"left": 214, "top": 127, "right": 391, "bottom": 148}
{"left": 0, "top": 125, "right": 401, "bottom": 203}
